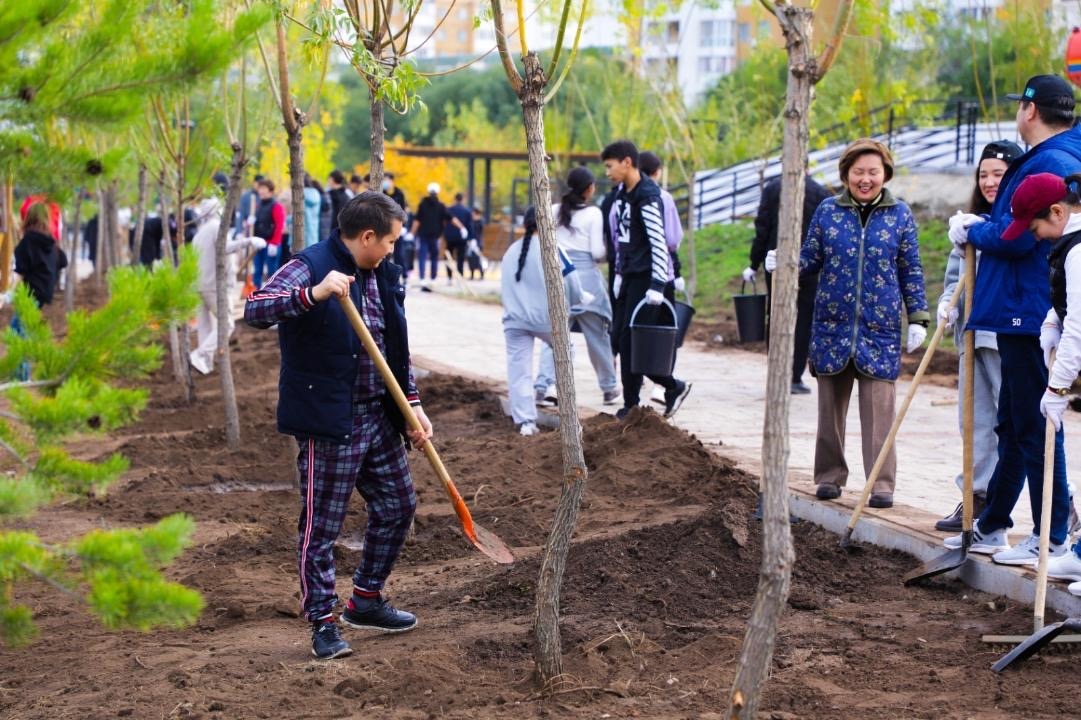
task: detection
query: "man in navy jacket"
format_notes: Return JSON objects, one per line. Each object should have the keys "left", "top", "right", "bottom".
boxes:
{"left": 946, "top": 75, "right": 1081, "bottom": 564}
{"left": 245, "top": 192, "right": 433, "bottom": 660}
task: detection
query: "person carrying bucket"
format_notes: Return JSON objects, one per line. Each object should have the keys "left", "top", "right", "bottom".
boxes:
{"left": 769, "top": 138, "right": 929, "bottom": 509}
{"left": 244, "top": 192, "right": 433, "bottom": 661}
{"left": 602, "top": 139, "right": 691, "bottom": 421}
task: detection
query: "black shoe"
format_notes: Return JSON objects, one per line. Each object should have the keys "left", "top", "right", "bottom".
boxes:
{"left": 663, "top": 381, "right": 692, "bottom": 418}
{"left": 934, "top": 493, "right": 987, "bottom": 532}
{"left": 341, "top": 595, "right": 417, "bottom": 633}
{"left": 791, "top": 381, "right": 811, "bottom": 395}
{"left": 752, "top": 492, "right": 801, "bottom": 524}
{"left": 868, "top": 493, "right": 894, "bottom": 509}
{"left": 311, "top": 621, "right": 353, "bottom": 660}
{"left": 815, "top": 484, "right": 842, "bottom": 500}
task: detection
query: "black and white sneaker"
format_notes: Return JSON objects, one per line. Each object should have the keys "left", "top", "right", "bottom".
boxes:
{"left": 663, "top": 381, "right": 692, "bottom": 419}
{"left": 311, "top": 621, "right": 353, "bottom": 660}
{"left": 341, "top": 595, "right": 418, "bottom": 633}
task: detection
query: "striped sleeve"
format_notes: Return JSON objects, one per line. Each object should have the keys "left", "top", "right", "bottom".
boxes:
{"left": 641, "top": 197, "right": 669, "bottom": 290}
{"left": 243, "top": 259, "right": 316, "bottom": 328}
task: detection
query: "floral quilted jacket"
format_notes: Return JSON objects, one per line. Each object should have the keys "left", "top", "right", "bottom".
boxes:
{"left": 799, "top": 189, "right": 930, "bottom": 381}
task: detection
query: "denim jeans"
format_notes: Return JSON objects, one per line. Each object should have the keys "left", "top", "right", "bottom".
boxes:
{"left": 978, "top": 334, "right": 1070, "bottom": 545}
{"left": 252, "top": 246, "right": 281, "bottom": 289}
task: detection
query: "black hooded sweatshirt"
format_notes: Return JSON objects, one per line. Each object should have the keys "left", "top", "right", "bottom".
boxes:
{"left": 14, "top": 230, "right": 68, "bottom": 307}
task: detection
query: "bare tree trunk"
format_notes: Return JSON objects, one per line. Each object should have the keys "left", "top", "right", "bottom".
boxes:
{"left": 217, "top": 144, "right": 247, "bottom": 449}
{"left": 94, "top": 186, "right": 107, "bottom": 286}
{"left": 132, "top": 164, "right": 148, "bottom": 268}
{"left": 175, "top": 179, "right": 195, "bottom": 405}
{"left": 369, "top": 89, "right": 386, "bottom": 191}
{"left": 109, "top": 180, "right": 124, "bottom": 269}
{"left": 65, "top": 190, "right": 82, "bottom": 313}
{"left": 727, "top": 6, "right": 810, "bottom": 718}
{"left": 277, "top": 20, "right": 307, "bottom": 254}
{"left": 158, "top": 183, "right": 184, "bottom": 383}
{"left": 519, "top": 52, "right": 589, "bottom": 691}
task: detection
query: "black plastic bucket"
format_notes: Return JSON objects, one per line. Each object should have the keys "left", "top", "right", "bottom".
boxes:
{"left": 674, "top": 299, "right": 696, "bottom": 348}
{"left": 629, "top": 297, "right": 679, "bottom": 376}
{"left": 733, "top": 280, "right": 767, "bottom": 343}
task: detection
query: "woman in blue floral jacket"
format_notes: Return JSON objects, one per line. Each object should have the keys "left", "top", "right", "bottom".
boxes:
{"left": 788, "top": 139, "right": 930, "bottom": 508}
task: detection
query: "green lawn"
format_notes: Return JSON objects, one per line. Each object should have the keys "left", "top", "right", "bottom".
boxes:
{"left": 690, "top": 215, "right": 953, "bottom": 343}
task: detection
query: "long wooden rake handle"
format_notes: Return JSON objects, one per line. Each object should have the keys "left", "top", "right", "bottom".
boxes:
{"left": 961, "top": 245, "right": 976, "bottom": 548}
{"left": 841, "top": 280, "right": 964, "bottom": 543}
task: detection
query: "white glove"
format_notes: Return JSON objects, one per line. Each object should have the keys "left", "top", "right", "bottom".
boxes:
{"left": 937, "top": 300, "right": 958, "bottom": 329}
{"left": 404, "top": 232, "right": 415, "bottom": 242}
{"left": 645, "top": 289, "right": 664, "bottom": 306}
{"left": 0, "top": 291, "right": 12, "bottom": 307}
{"left": 742, "top": 267, "right": 756, "bottom": 283}
{"left": 249, "top": 237, "right": 267, "bottom": 252}
{"left": 764, "top": 249, "right": 777, "bottom": 273}
{"left": 906, "top": 324, "right": 927, "bottom": 353}
{"left": 1041, "top": 390, "right": 1069, "bottom": 431}
{"left": 459, "top": 226, "right": 468, "bottom": 240}
{"left": 580, "top": 291, "right": 596, "bottom": 306}
{"left": 673, "top": 276, "right": 686, "bottom": 292}
{"left": 467, "top": 239, "right": 479, "bottom": 254}
{"left": 613, "top": 275, "right": 622, "bottom": 299}
{"left": 1041, "top": 319, "right": 1062, "bottom": 369}
{"left": 267, "top": 243, "right": 279, "bottom": 258}
{"left": 948, "top": 212, "right": 983, "bottom": 249}
{"left": 246, "top": 214, "right": 256, "bottom": 226}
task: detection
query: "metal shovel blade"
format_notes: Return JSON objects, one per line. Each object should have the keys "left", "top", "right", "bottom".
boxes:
{"left": 991, "top": 618, "right": 1081, "bottom": 672}
{"left": 469, "top": 522, "right": 516, "bottom": 565}
{"left": 902, "top": 547, "right": 967, "bottom": 586}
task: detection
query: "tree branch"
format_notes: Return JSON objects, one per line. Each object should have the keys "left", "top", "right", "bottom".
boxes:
{"left": 515, "top": 0, "right": 529, "bottom": 55}
{"left": 0, "top": 435, "right": 29, "bottom": 470}
{"left": 543, "top": 0, "right": 588, "bottom": 105}
{"left": 546, "top": 0, "right": 574, "bottom": 77}
{"left": 813, "top": 0, "right": 854, "bottom": 82}
{"left": 276, "top": 20, "right": 299, "bottom": 133}
{"left": 758, "top": 0, "right": 778, "bottom": 17}
{"left": 18, "top": 562, "right": 78, "bottom": 598}
{"left": 491, "top": 0, "right": 523, "bottom": 92}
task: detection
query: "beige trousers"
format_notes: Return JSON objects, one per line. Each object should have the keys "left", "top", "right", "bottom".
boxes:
{"left": 813, "top": 361, "right": 896, "bottom": 494}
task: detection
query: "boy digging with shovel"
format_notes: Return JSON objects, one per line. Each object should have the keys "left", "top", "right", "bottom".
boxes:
{"left": 245, "top": 192, "right": 432, "bottom": 659}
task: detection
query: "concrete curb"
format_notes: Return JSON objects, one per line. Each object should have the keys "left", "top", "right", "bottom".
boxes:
{"left": 789, "top": 491, "right": 1081, "bottom": 618}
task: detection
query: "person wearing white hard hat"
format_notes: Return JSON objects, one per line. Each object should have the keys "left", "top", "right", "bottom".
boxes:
{"left": 189, "top": 196, "right": 266, "bottom": 374}
{"left": 410, "top": 182, "right": 467, "bottom": 291}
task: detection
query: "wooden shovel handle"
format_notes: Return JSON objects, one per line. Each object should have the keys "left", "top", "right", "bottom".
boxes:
{"left": 845, "top": 279, "right": 965, "bottom": 533}
{"left": 961, "top": 246, "right": 976, "bottom": 536}
{"left": 336, "top": 293, "right": 477, "bottom": 539}
{"left": 1035, "top": 348, "right": 1058, "bottom": 631}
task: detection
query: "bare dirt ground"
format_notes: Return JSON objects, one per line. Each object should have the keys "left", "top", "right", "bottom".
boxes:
{"left": 0, "top": 304, "right": 1075, "bottom": 720}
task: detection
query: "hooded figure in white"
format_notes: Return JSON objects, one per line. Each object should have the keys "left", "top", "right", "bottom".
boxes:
{"left": 189, "top": 197, "right": 266, "bottom": 374}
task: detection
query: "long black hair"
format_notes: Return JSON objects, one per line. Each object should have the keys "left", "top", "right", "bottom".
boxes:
{"left": 969, "top": 140, "right": 1023, "bottom": 213}
{"left": 515, "top": 206, "right": 537, "bottom": 282}
{"left": 557, "top": 166, "right": 594, "bottom": 229}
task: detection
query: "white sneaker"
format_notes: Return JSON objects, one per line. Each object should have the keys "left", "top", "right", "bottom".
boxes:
{"left": 992, "top": 534, "right": 1068, "bottom": 566}
{"left": 1068, "top": 581, "right": 1081, "bottom": 597}
{"left": 519, "top": 422, "right": 539, "bottom": 436}
{"left": 943, "top": 526, "right": 1008, "bottom": 554}
{"left": 189, "top": 352, "right": 211, "bottom": 375}
{"left": 1046, "top": 545, "right": 1081, "bottom": 581}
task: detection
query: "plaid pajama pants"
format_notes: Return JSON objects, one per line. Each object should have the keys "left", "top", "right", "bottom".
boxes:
{"left": 296, "top": 400, "right": 417, "bottom": 622}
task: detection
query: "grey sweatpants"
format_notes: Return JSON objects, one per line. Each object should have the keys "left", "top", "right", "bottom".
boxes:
{"left": 504, "top": 327, "right": 553, "bottom": 425}
{"left": 954, "top": 346, "right": 1001, "bottom": 496}
{"left": 534, "top": 311, "right": 618, "bottom": 394}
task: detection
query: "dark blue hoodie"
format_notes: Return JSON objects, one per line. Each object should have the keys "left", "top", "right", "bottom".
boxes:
{"left": 966, "top": 124, "right": 1081, "bottom": 335}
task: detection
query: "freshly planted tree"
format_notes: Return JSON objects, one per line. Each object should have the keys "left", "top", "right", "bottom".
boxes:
{"left": 0, "top": 253, "right": 203, "bottom": 646}
{"left": 727, "top": 2, "right": 853, "bottom": 718}
{"left": 489, "top": 0, "right": 588, "bottom": 689}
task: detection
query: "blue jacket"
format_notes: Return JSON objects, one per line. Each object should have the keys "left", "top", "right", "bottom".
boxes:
{"left": 277, "top": 232, "right": 412, "bottom": 443}
{"left": 966, "top": 125, "right": 1081, "bottom": 335}
{"left": 800, "top": 189, "right": 929, "bottom": 381}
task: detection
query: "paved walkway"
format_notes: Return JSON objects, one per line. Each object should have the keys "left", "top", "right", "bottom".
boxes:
{"left": 405, "top": 274, "right": 1081, "bottom": 542}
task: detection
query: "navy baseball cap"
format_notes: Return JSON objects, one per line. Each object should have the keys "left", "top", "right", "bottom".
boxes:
{"left": 1006, "top": 74, "right": 1076, "bottom": 110}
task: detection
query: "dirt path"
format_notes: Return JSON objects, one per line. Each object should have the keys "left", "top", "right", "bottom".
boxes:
{"left": 0, "top": 323, "right": 1075, "bottom": 720}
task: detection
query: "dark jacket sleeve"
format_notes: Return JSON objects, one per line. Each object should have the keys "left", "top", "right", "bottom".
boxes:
{"left": 750, "top": 179, "right": 781, "bottom": 270}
